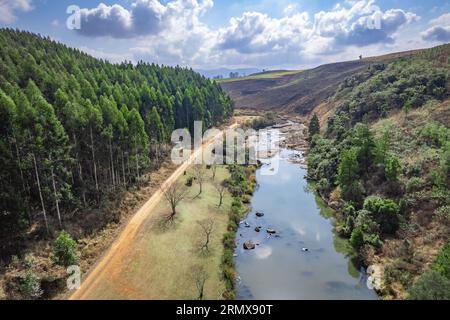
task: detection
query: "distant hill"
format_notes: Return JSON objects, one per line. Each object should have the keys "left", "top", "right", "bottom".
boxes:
{"left": 220, "top": 48, "right": 434, "bottom": 115}
{"left": 196, "top": 67, "right": 261, "bottom": 79}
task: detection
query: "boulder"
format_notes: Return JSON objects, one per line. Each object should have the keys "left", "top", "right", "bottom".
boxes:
{"left": 256, "top": 212, "right": 264, "bottom": 217}
{"left": 243, "top": 241, "right": 256, "bottom": 250}
{"left": 255, "top": 226, "right": 261, "bottom": 232}
{"left": 266, "top": 228, "right": 276, "bottom": 234}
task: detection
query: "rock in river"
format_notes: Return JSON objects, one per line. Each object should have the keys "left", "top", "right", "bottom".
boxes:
{"left": 266, "top": 228, "right": 276, "bottom": 234}
{"left": 256, "top": 212, "right": 265, "bottom": 217}
{"left": 243, "top": 241, "right": 256, "bottom": 250}
{"left": 255, "top": 226, "right": 261, "bottom": 232}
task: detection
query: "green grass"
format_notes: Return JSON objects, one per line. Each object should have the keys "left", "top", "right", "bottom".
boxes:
{"left": 88, "top": 166, "right": 233, "bottom": 300}
{"left": 217, "top": 70, "right": 302, "bottom": 83}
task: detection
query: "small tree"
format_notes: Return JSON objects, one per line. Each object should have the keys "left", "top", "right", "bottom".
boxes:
{"left": 308, "top": 113, "right": 320, "bottom": 140}
{"left": 191, "top": 265, "right": 209, "bottom": 300}
{"left": 193, "top": 165, "right": 206, "bottom": 198}
{"left": 162, "top": 182, "right": 188, "bottom": 221}
{"left": 53, "top": 231, "right": 78, "bottom": 267}
{"left": 211, "top": 163, "right": 218, "bottom": 181}
{"left": 214, "top": 182, "right": 226, "bottom": 207}
{"left": 403, "top": 101, "right": 411, "bottom": 120}
{"left": 385, "top": 154, "right": 400, "bottom": 182}
{"left": 197, "top": 218, "right": 214, "bottom": 252}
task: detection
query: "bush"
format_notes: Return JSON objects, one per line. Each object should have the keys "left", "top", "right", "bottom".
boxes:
{"left": 185, "top": 176, "right": 194, "bottom": 187}
{"left": 21, "top": 271, "right": 43, "bottom": 299}
{"left": 406, "top": 177, "right": 426, "bottom": 193}
{"left": 53, "top": 231, "right": 78, "bottom": 267}
{"left": 241, "top": 194, "right": 251, "bottom": 204}
{"left": 363, "top": 196, "right": 400, "bottom": 234}
{"left": 434, "top": 205, "right": 450, "bottom": 226}
{"left": 409, "top": 270, "right": 450, "bottom": 300}
{"left": 350, "top": 228, "right": 365, "bottom": 249}
{"left": 433, "top": 243, "right": 450, "bottom": 279}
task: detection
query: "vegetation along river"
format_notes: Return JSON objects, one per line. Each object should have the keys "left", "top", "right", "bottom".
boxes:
{"left": 234, "top": 130, "right": 379, "bottom": 300}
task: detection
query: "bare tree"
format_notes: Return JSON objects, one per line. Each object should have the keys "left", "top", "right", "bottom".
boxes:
{"left": 191, "top": 265, "right": 209, "bottom": 300}
{"left": 197, "top": 218, "right": 215, "bottom": 252}
{"left": 214, "top": 182, "right": 226, "bottom": 207}
{"left": 193, "top": 165, "right": 206, "bottom": 198}
{"left": 162, "top": 182, "right": 188, "bottom": 221}
{"left": 211, "top": 163, "right": 218, "bottom": 181}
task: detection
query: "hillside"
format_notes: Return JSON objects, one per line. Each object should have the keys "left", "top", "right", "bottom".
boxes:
{"left": 306, "top": 44, "right": 450, "bottom": 299}
{"left": 220, "top": 49, "right": 430, "bottom": 115}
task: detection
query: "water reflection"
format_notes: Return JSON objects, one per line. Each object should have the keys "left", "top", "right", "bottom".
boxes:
{"left": 235, "top": 137, "right": 378, "bottom": 300}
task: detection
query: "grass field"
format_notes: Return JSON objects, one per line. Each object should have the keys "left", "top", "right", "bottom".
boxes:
{"left": 218, "top": 70, "right": 302, "bottom": 83}
{"left": 85, "top": 166, "right": 233, "bottom": 300}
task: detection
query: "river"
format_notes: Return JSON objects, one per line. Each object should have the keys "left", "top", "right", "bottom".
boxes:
{"left": 234, "top": 131, "right": 378, "bottom": 300}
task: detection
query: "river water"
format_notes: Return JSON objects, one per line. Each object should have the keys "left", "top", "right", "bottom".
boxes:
{"left": 235, "top": 133, "right": 378, "bottom": 300}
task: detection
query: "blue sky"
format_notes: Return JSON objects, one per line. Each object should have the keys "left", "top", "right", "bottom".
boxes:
{"left": 1, "top": 0, "right": 449, "bottom": 70}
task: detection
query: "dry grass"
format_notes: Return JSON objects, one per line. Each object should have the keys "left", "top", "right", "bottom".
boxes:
{"left": 83, "top": 166, "right": 233, "bottom": 300}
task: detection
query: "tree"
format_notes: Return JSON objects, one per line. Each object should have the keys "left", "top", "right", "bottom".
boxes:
{"left": 385, "top": 154, "right": 400, "bottom": 182}
{"left": 403, "top": 100, "right": 411, "bottom": 120}
{"left": 214, "top": 182, "right": 226, "bottom": 207}
{"left": 409, "top": 270, "right": 450, "bottom": 300}
{"left": 193, "top": 165, "right": 206, "bottom": 198}
{"left": 197, "top": 218, "right": 214, "bottom": 252}
{"left": 53, "top": 231, "right": 78, "bottom": 267}
{"left": 337, "top": 147, "right": 362, "bottom": 202}
{"left": 211, "top": 163, "right": 218, "bottom": 181}
{"left": 352, "top": 123, "right": 375, "bottom": 173}
{"left": 308, "top": 113, "right": 320, "bottom": 140}
{"left": 363, "top": 196, "right": 400, "bottom": 234}
{"left": 191, "top": 265, "right": 209, "bottom": 300}
{"left": 162, "top": 182, "right": 188, "bottom": 221}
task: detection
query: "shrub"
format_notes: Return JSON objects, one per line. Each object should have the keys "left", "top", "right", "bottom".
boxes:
{"left": 185, "top": 176, "right": 194, "bottom": 187}
{"left": 350, "top": 228, "right": 365, "bottom": 249}
{"left": 53, "top": 231, "right": 78, "bottom": 267}
{"left": 434, "top": 205, "right": 450, "bottom": 226}
{"left": 406, "top": 177, "right": 425, "bottom": 193}
{"left": 241, "top": 194, "right": 251, "bottom": 204}
{"left": 433, "top": 243, "right": 450, "bottom": 279}
{"left": 21, "top": 271, "right": 43, "bottom": 299}
{"left": 363, "top": 196, "right": 400, "bottom": 234}
{"left": 409, "top": 270, "right": 450, "bottom": 300}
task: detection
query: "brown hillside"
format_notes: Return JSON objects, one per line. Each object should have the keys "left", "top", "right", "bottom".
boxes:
{"left": 221, "top": 48, "right": 430, "bottom": 115}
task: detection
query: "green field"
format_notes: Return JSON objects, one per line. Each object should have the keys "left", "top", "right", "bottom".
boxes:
{"left": 217, "top": 70, "right": 302, "bottom": 83}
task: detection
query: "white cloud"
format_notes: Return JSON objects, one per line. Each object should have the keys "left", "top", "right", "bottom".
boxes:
{"left": 421, "top": 13, "right": 450, "bottom": 43}
{"left": 0, "top": 0, "right": 33, "bottom": 24}
{"left": 75, "top": 0, "right": 420, "bottom": 69}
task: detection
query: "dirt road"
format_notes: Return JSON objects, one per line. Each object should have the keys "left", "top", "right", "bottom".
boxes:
{"left": 70, "top": 123, "right": 237, "bottom": 300}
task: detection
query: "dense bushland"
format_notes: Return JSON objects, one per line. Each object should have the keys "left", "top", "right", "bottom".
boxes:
{"left": 307, "top": 44, "right": 449, "bottom": 299}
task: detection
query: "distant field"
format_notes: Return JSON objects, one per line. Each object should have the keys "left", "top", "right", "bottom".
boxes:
{"left": 218, "top": 70, "right": 302, "bottom": 83}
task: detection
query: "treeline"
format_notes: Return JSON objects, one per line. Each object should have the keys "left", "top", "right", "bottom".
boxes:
{"left": 0, "top": 29, "right": 233, "bottom": 238}
{"left": 307, "top": 44, "right": 449, "bottom": 298}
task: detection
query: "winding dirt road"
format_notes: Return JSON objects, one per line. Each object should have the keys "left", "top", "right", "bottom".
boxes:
{"left": 70, "top": 122, "right": 237, "bottom": 300}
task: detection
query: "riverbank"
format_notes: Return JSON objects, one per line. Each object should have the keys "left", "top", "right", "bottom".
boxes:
{"left": 233, "top": 142, "right": 378, "bottom": 299}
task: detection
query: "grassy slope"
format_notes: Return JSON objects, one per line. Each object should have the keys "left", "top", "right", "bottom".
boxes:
{"left": 218, "top": 70, "right": 302, "bottom": 83}
{"left": 85, "top": 166, "right": 232, "bottom": 300}
{"left": 220, "top": 48, "right": 435, "bottom": 115}
{"left": 369, "top": 100, "right": 449, "bottom": 298}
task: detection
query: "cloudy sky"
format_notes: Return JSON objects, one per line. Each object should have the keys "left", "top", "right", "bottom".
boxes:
{"left": 1, "top": 0, "right": 449, "bottom": 70}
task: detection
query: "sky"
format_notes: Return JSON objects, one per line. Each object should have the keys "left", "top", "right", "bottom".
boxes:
{"left": 1, "top": 0, "right": 449, "bottom": 70}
